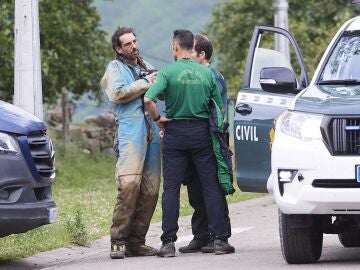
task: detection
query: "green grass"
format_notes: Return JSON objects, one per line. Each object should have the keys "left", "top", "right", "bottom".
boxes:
{"left": 0, "top": 139, "right": 262, "bottom": 262}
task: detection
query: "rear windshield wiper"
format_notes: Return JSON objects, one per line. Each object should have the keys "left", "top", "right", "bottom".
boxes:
{"left": 318, "top": 79, "right": 360, "bottom": 85}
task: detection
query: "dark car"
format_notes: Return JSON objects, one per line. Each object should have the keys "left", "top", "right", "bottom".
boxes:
{"left": 0, "top": 100, "right": 57, "bottom": 237}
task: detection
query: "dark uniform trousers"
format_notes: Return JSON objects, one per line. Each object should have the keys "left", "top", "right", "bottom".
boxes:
{"left": 186, "top": 164, "right": 232, "bottom": 242}
{"left": 160, "top": 119, "right": 229, "bottom": 243}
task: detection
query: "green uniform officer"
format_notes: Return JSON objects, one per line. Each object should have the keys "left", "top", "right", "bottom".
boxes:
{"left": 144, "top": 29, "right": 235, "bottom": 258}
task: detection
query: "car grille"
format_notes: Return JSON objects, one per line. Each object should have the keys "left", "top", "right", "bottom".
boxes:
{"left": 27, "top": 133, "right": 55, "bottom": 179}
{"left": 322, "top": 117, "right": 360, "bottom": 155}
{"left": 313, "top": 179, "right": 360, "bottom": 188}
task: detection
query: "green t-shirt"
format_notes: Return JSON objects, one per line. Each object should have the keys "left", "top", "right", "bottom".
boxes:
{"left": 145, "top": 58, "right": 223, "bottom": 120}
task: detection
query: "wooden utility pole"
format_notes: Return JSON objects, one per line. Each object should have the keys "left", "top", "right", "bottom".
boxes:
{"left": 14, "top": 0, "right": 44, "bottom": 120}
{"left": 273, "top": 0, "right": 290, "bottom": 61}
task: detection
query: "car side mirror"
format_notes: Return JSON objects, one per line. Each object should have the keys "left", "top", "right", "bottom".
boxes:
{"left": 259, "top": 67, "right": 298, "bottom": 94}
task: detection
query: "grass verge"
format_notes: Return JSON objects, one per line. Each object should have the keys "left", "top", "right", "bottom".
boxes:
{"left": 0, "top": 140, "right": 262, "bottom": 262}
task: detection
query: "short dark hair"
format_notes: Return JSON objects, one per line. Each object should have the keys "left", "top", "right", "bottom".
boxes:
{"left": 111, "top": 27, "right": 136, "bottom": 52}
{"left": 173, "top": 29, "right": 194, "bottom": 51}
{"left": 194, "top": 34, "right": 213, "bottom": 61}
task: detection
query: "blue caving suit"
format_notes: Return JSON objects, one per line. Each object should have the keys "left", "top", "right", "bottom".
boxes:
{"left": 101, "top": 59, "right": 161, "bottom": 246}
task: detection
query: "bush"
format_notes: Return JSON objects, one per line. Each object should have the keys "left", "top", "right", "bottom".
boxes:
{"left": 65, "top": 208, "right": 89, "bottom": 247}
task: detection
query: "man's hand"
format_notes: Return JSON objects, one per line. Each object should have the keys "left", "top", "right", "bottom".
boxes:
{"left": 157, "top": 116, "right": 171, "bottom": 139}
{"left": 145, "top": 72, "right": 157, "bottom": 83}
{"left": 156, "top": 116, "right": 170, "bottom": 129}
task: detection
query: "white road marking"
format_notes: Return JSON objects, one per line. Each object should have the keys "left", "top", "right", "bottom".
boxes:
{"left": 176, "top": 235, "right": 194, "bottom": 244}
{"left": 231, "top": 227, "right": 254, "bottom": 234}
{"left": 174, "top": 227, "right": 255, "bottom": 244}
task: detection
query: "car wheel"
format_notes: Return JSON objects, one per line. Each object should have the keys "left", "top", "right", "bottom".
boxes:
{"left": 339, "top": 231, "right": 360, "bottom": 247}
{"left": 279, "top": 210, "right": 323, "bottom": 264}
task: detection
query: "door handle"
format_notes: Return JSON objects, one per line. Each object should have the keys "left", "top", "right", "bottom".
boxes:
{"left": 235, "top": 103, "right": 252, "bottom": 115}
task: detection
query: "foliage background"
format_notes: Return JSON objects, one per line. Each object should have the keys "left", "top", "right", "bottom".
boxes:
{"left": 94, "top": 0, "right": 218, "bottom": 69}
{"left": 0, "top": 0, "right": 111, "bottom": 104}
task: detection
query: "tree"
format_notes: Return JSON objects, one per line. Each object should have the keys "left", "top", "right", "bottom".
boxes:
{"left": 206, "top": 0, "right": 360, "bottom": 96}
{"left": 0, "top": 1, "right": 14, "bottom": 102}
{"left": 0, "top": 0, "right": 112, "bottom": 104}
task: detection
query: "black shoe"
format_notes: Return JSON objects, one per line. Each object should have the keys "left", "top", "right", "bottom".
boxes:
{"left": 201, "top": 241, "right": 215, "bottom": 253}
{"left": 110, "top": 243, "right": 125, "bottom": 259}
{"left": 157, "top": 242, "right": 176, "bottom": 257}
{"left": 178, "top": 239, "right": 208, "bottom": 253}
{"left": 214, "top": 239, "right": 235, "bottom": 255}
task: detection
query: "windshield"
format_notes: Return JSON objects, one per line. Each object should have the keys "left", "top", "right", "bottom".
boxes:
{"left": 320, "top": 30, "right": 360, "bottom": 82}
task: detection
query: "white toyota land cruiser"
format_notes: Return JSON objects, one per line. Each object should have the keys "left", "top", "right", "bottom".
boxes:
{"left": 234, "top": 16, "right": 360, "bottom": 263}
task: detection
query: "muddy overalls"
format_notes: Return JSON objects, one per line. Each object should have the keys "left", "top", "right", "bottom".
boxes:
{"left": 101, "top": 59, "right": 161, "bottom": 246}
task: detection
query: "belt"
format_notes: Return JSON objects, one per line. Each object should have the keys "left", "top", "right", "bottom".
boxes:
{"left": 167, "top": 119, "right": 208, "bottom": 125}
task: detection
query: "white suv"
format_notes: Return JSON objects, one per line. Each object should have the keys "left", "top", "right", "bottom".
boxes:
{"left": 234, "top": 16, "right": 360, "bottom": 263}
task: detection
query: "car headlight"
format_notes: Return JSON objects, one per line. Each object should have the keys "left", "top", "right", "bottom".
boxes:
{"left": 280, "top": 111, "right": 323, "bottom": 141}
{"left": 0, "top": 132, "right": 19, "bottom": 155}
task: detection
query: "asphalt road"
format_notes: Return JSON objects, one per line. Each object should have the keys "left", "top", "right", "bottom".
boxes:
{"left": 4, "top": 195, "right": 360, "bottom": 270}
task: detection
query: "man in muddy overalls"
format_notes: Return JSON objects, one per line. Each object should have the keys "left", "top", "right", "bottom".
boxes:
{"left": 100, "top": 27, "right": 160, "bottom": 259}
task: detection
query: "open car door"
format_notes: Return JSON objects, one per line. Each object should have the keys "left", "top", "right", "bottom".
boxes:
{"left": 234, "top": 26, "right": 309, "bottom": 192}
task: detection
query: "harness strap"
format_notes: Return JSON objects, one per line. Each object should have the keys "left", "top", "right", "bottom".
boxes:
{"left": 127, "top": 64, "right": 152, "bottom": 142}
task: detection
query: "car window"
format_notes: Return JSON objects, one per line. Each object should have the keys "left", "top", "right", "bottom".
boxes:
{"left": 250, "top": 32, "right": 301, "bottom": 90}
{"left": 321, "top": 30, "right": 360, "bottom": 80}
{"left": 250, "top": 48, "right": 293, "bottom": 88}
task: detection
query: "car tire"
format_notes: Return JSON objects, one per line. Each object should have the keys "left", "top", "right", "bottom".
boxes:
{"left": 279, "top": 210, "right": 323, "bottom": 264}
{"left": 338, "top": 231, "right": 360, "bottom": 247}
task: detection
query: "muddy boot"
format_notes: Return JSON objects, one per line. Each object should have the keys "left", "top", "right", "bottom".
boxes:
{"left": 125, "top": 244, "right": 158, "bottom": 257}
{"left": 110, "top": 243, "right": 125, "bottom": 259}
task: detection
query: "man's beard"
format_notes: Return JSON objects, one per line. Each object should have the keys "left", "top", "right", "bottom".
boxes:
{"left": 123, "top": 49, "right": 139, "bottom": 61}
